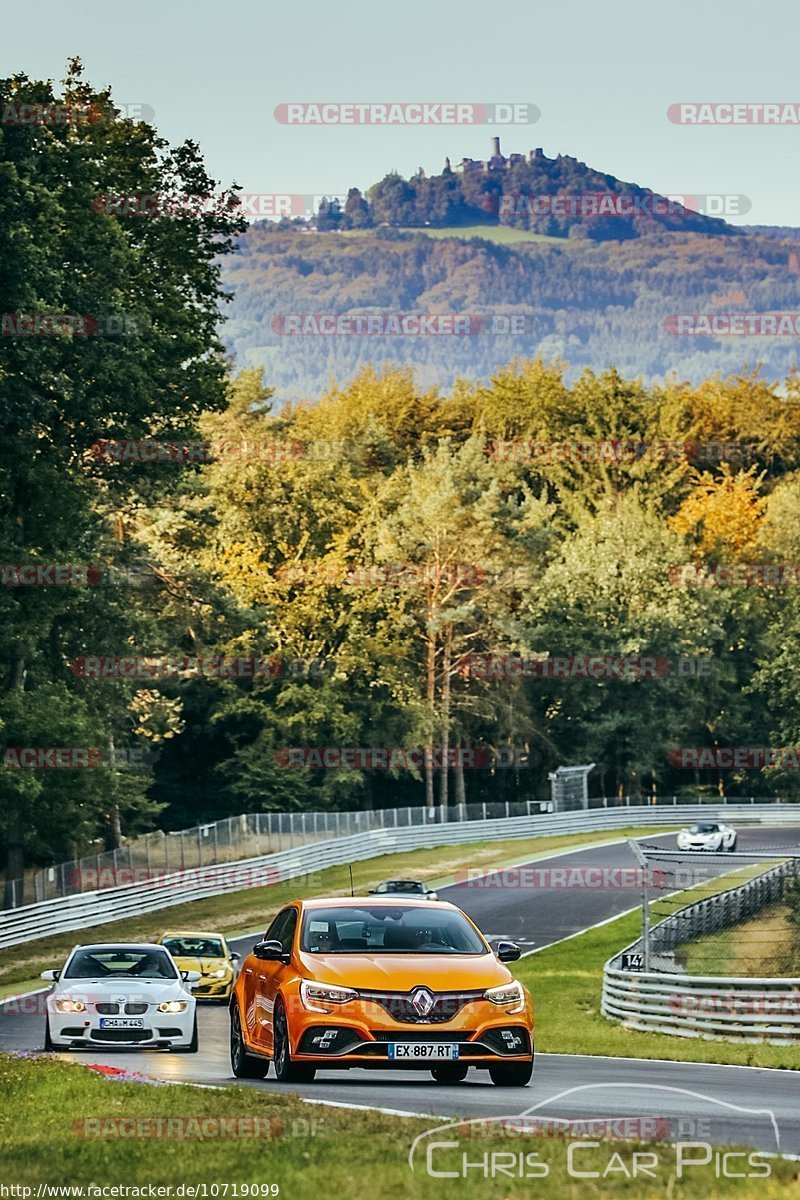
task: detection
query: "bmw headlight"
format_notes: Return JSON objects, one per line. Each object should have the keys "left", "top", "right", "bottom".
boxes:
{"left": 484, "top": 981, "right": 525, "bottom": 1013}
{"left": 157, "top": 1000, "right": 188, "bottom": 1013}
{"left": 300, "top": 980, "right": 358, "bottom": 1012}
{"left": 54, "top": 999, "right": 86, "bottom": 1013}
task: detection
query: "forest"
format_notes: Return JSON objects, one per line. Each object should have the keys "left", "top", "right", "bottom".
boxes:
{"left": 3, "top": 64, "right": 800, "bottom": 891}
{"left": 222, "top": 224, "right": 800, "bottom": 399}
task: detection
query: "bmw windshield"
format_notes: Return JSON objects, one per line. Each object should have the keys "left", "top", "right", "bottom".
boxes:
{"left": 301, "top": 906, "right": 486, "bottom": 954}
{"left": 63, "top": 949, "right": 179, "bottom": 980}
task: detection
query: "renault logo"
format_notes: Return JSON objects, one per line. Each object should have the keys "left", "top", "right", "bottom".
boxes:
{"left": 410, "top": 987, "right": 435, "bottom": 1017}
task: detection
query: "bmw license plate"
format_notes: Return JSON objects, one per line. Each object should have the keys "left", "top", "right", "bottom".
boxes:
{"left": 98, "top": 1018, "right": 144, "bottom": 1029}
{"left": 387, "top": 1043, "right": 458, "bottom": 1060}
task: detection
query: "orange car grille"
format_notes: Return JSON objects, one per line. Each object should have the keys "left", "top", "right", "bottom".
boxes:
{"left": 358, "top": 989, "right": 484, "bottom": 1024}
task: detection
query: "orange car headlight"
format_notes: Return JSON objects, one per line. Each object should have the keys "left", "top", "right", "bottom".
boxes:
{"left": 300, "top": 980, "right": 358, "bottom": 1012}
{"left": 484, "top": 981, "right": 525, "bottom": 1014}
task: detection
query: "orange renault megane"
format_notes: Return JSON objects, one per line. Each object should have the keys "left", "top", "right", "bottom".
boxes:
{"left": 230, "top": 896, "right": 534, "bottom": 1086}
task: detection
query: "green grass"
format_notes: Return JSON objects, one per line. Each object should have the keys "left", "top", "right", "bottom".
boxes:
{"left": 0, "top": 828, "right": 669, "bottom": 991}
{"left": 677, "top": 902, "right": 800, "bottom": 977}
{"left": 517, "top": 897, "right": 800, "bottom": 1069}
{"left": 334, "top": 224, "right": 568, "bottom": 245}
{"left": 399, "top": 224, "right": 567, "bottom": 245}
{"left": 0, "top": 1054, "right": 794, "bottom": 1197}
{"left": 0, "top": 977, "right": 42, "bottom": 1000}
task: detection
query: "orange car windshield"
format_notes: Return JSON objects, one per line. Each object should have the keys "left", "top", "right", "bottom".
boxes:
{"left": 300, "top": 905, "right": 486, "bottom": 954}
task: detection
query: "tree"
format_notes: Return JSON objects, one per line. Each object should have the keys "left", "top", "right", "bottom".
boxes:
{"left": 0, "top": 60, "right": 244, "bottom": 889}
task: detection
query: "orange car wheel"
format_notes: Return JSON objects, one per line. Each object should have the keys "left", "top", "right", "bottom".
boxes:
{"left": 488, "top": 1051, "right": 534, "bottom": 1087}
{"left": 431, "top": 1064, "right": 469, "bottom": 1084}
{"left": 272, "top": 999, "right": 316, "bottom": 1084}
{"left": 230, "top": 1005, "right": 269, "bottom": 1079}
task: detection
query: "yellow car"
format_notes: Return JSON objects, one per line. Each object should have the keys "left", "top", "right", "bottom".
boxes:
{"left": 158, "top": 931, "right": 240, "bottom": 1003}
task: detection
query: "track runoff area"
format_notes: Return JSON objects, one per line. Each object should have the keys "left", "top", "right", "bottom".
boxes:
{"left": 2, "top": 825, "right": 800, "bottom": 1157}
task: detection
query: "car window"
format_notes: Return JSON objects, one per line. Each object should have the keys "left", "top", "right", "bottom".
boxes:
{"left": 162, "top": 937, "right": 225, "bottom": 958}
{"left": 264, "top": 908, "right": 297, "bottom": 952}
{"left": 301, "top": 906, "right": 486, "bottom": 954}
{"left": 64, "top": 949, "right": 178, "bottom": 980}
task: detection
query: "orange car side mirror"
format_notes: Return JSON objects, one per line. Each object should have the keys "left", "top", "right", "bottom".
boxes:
{"left": 253, "top": 939, "right": 288, "bottom": 962}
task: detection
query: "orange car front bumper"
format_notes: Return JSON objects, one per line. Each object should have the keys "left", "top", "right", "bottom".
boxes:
{"left": 279, "top": 989, "right": 534, "bottom": 1068}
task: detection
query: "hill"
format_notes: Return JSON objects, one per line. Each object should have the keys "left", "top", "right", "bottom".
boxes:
{"left": 218, "top": 141, "right": 799, "bottom": 401}
{"left": 220, "top": 223, "right": 800, "bottom": 402}
{"left": 313, "top": 140, "right": 739, "bottom": 242}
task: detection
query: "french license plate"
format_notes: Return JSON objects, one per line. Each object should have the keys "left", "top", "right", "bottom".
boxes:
{"left": 98, "top": 1018, "right": 144, "bottom": 1029}
{"left": 387, "top": 1043, "right": 458, "bottom": 1060}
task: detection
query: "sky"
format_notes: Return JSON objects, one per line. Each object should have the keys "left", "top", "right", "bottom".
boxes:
{"left": 4, "top": 0, "right": 799, "bottom": 226}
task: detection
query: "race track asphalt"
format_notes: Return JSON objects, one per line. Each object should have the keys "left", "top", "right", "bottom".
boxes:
{"left": 3, "top": 826, "right": 799, "bottom": 1154}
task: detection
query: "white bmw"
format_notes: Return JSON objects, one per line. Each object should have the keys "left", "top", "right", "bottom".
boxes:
{"left": 41, "top": 943, "right": 200, "bottom": 1052}
{"left": 676, "top": 822, "right": 738, "bottom": 852}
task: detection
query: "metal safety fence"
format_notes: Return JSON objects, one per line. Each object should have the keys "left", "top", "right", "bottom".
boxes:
{"left": 7, "top": 792, "right": 795, "bottom": 910}
{"left": 1, "top": 803, "right": 798, "bottom": 950}
{"left": 603, "top": 841, "right": 800, "bottom": 1042}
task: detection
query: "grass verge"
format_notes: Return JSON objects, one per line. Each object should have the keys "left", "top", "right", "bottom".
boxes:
{"left": 517, "top": 902, "right": 800, "bottom": 1069}
{"left": 336, "top": 225, "right": 568, "bottom": 245}
{"left": 677, "top": 902, "right": 800, "bottom": 977}
{"left": 0, "top": 827, "right": 669, "bottom": 991}
{"left": 0, "top": 1054, "right": 795, "bottom": 1197}
{"left": 401, "top": 224, "right": 567, "bottom": 245}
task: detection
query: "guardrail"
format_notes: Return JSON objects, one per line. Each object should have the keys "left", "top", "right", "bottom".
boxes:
{"left": 20, "top": 792, "right": 797, "bottom": 908}
{"left": 2, "top": 803, "right": 798, "bottom": 950}
{"left": 602, "top": 859, "right": 800, "bottom": 1043}
{"left": 649, "top": 860, "right": 798, "bottom": 957}
{"left": 602, "top": 970, "right": 800, "bottom": 1042}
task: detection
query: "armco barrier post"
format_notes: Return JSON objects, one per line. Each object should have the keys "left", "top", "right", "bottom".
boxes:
{"left": 628, "top": 838, "right": 651, "bottom": 970}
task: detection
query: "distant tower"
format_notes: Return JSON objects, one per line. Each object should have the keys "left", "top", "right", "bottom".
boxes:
{"left": 444, "top": 156, "right": 452, "bottom": 173}
{"left": 492, "top": 136, "right": 502, "bottom": 158}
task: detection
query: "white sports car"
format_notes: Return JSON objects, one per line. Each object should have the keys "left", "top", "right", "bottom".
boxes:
{"left": 41, "top": 943, "right": 200, "bottom": 1052}
{"left": 676, "top": 822, "right": 738, "bottom": 852}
